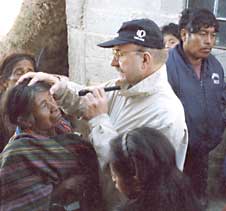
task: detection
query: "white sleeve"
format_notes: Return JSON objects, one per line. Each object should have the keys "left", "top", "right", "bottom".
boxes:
{"left": 88, "top": 113, "right": 118, "bottom": 169}
{"left": 55, "top": 81, "right": 84, "bottom": 115}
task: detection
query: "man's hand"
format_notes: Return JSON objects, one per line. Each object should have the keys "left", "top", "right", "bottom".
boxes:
{"left": 16, "top": 72, "right": 68, "bottom": 96}
{"left": 17, "top": 72, "right": 59, "bottom": 86}
{"left": 80, "top": 88, "right": 108, "bottom": 120}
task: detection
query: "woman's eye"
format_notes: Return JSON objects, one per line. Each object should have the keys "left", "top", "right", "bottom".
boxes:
{"left": 41, "top": 102, "right": 47, "bottom": 108}
{"left": 15, "top": 71, "right": 23, "bottom": 76}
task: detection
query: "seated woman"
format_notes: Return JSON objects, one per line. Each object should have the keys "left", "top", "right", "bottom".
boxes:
{"left": 0, "top": 79, "right": 104, "bottom": 211}
{"left": 109, "top": 127, "right": 203, "bottom": 211}
{"left": 0, "top": 52, "right": 37, "bottom": 151}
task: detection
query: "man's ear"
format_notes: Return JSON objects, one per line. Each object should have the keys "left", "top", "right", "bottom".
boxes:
{"left": 17, "top": 114, "right": 35, "bottom": 129}
{"left": 180, "top": 28, "right": 188, "bottom": 42}
{"left": 141, "top": 51, "right": 152, "bottom": 74}
{"left": 143, "top": 51, "right": 152, "bottom": 65}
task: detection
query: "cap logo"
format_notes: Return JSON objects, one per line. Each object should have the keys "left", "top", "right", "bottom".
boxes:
{"left": 134, "top": 29, "right": 146, "bottom": 42}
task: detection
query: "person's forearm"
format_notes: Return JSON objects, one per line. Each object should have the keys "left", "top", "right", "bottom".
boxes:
{"left": 55, "top": 81, "right": 84, "bottom": 116}
{"left": 89, "top": 114, "right": 118, "bottom": 169}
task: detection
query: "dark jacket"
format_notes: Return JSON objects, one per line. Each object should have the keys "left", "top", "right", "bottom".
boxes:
{"left": 166, "top": 43, "right": 226, "bottom": 155}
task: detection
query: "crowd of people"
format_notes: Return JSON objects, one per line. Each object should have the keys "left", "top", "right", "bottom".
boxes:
{"left": 0, "top": 7, "right": 225, "bottom": 211}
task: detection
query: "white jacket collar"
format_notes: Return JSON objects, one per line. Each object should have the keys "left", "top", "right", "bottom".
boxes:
{"left": 118, "top": 64, "right": 168, "bottom": 97}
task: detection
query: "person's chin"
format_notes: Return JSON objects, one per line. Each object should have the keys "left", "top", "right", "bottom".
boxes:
{"left": 199, "top": 48, "right": 211, "bottom": 57}
{"left": 118, "top": 74, "right": 127, "bottom": 82}
{"left": 195, "top": 52, "right": 209, "bottom": 59}
{"left": 119, "top": 72, "right": 125, "bottom": 78}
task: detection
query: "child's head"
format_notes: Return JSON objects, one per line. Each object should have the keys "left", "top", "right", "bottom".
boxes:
{"left": 109, "top": 127, "right": 176, "bottom": 199}
{"left": 161, "top": 23, "right": 180, "bottom": 48}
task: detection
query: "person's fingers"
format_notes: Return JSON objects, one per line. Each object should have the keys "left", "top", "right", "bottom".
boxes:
{"left": 50, "top": 80, "right": 67, "bottom": 96}
{"left": 50, "top": 82, "right": 61, "bottom": 95}
{"left": 28, "top": 77, "right": 40, "bottom": 86}
{"left": 50, "top": 83, "right": 58, "bottom": 95}
{"left": 98, "top": 87, "right": 106, "bottom": 98}
{"left": 16, "top": 72, "right": 36, "bottom": 85}
{"left": 84, "top": 92, "right": 95, "bottom": 103}
{"left": 92, "top": 87, "right": 105, "bottom": 98}
{"left": 80, "top": 93, "right": 96, "bottom": 110}
{"left": 27, "top": 72, "right": 51, "bottom": 86}
{"left": 92, "top": 88, "right": 100, "bottom": 98}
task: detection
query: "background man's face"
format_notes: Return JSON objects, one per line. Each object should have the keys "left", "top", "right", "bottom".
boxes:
{"left": 182, "top": 26, "right": 216, "bottom": 60}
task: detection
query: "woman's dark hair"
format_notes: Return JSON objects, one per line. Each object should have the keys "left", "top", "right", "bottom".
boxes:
{"left": 0, "top": 52, "right": 36, "bottom": 80}
{"left": 110, "top": 127, "right": 203, "bottom": 211}
{"left": 6, "top": 78, "right": 51, "bottom": 126}
{"left": 179, "top": 8, "right": 219, "bottom": 33}
{"left": 161, "top": 23, "right": 180, "bottom": 40}
{"left": 52, "top": 133, "right": 104, "bottom": 211}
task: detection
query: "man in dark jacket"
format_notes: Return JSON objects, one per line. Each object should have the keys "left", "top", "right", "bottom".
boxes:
{"left": 166, "top": 8, "right": 226, "bottom": 208}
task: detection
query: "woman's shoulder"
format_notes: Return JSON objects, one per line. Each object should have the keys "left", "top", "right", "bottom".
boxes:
{"left": 2, "top": 133, "right": 36, "bottom": 152}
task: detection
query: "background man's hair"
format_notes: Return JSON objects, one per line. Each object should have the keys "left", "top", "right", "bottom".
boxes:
{"left": 179, "top": 8, "right": 219, "bottom": 33}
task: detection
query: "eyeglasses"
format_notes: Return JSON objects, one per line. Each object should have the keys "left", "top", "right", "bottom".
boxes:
{"left": 112, "top": 49, "right": 143, "bottom": 60}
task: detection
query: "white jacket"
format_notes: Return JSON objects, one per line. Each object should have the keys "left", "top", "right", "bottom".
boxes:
{"left": 57, "top": 64, "right": 188, "bottom": 171}
{"left": 55, "top": 64, "right": 188, "bottom": 210}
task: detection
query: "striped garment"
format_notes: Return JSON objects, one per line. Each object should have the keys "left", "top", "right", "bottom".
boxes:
{"left": 0, "top": 125, "right": 103, "bottom": 210}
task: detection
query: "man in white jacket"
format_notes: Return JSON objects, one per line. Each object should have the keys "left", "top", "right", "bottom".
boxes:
{"left": 19, "top": 18, "right": 188, "bottom": 210}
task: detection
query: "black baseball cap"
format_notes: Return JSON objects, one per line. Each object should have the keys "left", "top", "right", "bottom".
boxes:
{"left": 98, "top": 18, "right": 164, "bottom": 49}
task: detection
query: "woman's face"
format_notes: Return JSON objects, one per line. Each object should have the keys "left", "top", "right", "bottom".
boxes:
{"left": 8, "top": 59, "right": 35, "bottom": 86}
{"left": 110, "top": 163, "right": 127, "bottom": 194}
{"left": 110, "top": 163, "right": 138, "bottom": 199}
{"left": 31, "top": 90, "right": 62, "bottom": 132}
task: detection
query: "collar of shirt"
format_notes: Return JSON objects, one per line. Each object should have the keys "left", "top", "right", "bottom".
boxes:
{"left": 116, "top": 64, "right": 168, "bottom": 97}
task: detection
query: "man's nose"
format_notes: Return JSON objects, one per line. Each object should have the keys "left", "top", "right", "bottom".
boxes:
{"left": 111, "top": 56, "right": 119, "bottom": 67}
{"left": 205, "top": 34, "right": 214, "bottom": 44}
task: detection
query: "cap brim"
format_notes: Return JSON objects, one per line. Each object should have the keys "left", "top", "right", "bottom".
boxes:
{"left": 97, "top": 37, "right": 130, "bottom": 48}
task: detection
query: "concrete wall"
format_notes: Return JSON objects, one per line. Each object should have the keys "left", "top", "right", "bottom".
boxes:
{"left": 65, "top": 0, "right": 185, "bottom": 84}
